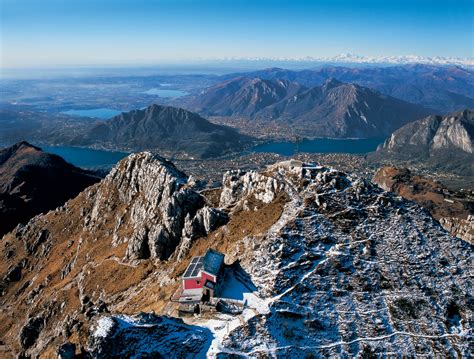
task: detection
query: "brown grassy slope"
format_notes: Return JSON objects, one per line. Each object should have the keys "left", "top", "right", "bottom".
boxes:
{"left": 0, "top": 181, "right": 287, "bottom": 357}
{"left": 373, "top": 166, "right": 472, "bottom": 220}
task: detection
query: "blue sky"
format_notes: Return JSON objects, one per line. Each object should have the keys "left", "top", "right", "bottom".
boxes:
{"left": 0, "top": 0, "right": 472, "bottom": 68}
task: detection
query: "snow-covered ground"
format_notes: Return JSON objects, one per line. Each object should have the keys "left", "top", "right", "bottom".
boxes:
{"left": 89, "top": 314, "right": 213, "bottom": 358}
{"left": 89, "top": 163, "right": 473, "bottom": 357}
{"left": 194, "top": 164, "right": 473, "bottom": 357}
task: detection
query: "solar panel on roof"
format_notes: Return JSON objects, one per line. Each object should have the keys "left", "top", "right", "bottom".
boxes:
{"left": 183, "top": 266, "right": 194, "bottom": 278}
{"left": 183, "top": 256, "right": 204, "bottom": 278}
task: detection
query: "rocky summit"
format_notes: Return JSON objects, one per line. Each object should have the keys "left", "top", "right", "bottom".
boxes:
{"left": 0, "top": 154, "right": 472, "bottom": 358}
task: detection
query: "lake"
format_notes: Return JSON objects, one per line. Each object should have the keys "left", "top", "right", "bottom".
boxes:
{"left": 62, "top": 108, "right": 123, "bottom": 119}
{"left": 143, "top": 88, "right": 188, "bottom": 97}
{"left": 38, "top": 137, "right": 383, "bottom": 169}
{"left": 252, "top": 138, "right": 384, "bottom": 156}
{"left": 42, "top": 145, "right": 129, "bottom": 168}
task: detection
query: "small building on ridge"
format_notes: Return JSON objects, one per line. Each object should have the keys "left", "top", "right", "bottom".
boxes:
{"left": 180, "top": 249, "right": 225, "bottom": 303}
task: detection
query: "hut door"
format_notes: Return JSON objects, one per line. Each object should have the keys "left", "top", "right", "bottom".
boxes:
{"left": 203, "top": 289, "right": 210, "bottom": 302}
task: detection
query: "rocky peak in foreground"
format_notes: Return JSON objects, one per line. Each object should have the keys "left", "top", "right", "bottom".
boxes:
{"left": 0, "top": 152, "right": 227, "bottom": 357}
{"left": 0, "top": 156, "right": 472, "bottom": 357}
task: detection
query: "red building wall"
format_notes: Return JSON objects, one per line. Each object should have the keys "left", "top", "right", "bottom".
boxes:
{"left": 183, "top": 278, "right": 202, "bottom": 290}
{"left": 183, "top": 272, "right": 217, "bottom": 290}
{"left": 202, "top": 272, "right": 216, "bottom": 284}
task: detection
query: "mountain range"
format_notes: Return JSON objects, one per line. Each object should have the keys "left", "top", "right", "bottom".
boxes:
{"left": 185, "top": 77, "right": 431, "bottom": 138}
{"left": 0, "top": 141, "right": 100, "bottom": 237}
{"left": 209, "top": 54, "right": 474, "bottom": 67}
{"left": 218, "top": 65, "right": 474, "bottom": 113}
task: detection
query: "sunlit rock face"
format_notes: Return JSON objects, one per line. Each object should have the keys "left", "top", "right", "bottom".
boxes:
{"left": 85, "top": 151, "right": 227, "bottom": 260}
{"left": 378, "top": 109, "right": 474, "bottom": 154}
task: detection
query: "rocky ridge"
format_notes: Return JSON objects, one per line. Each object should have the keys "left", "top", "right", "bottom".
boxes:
{"left": 0, "top": 155, "right": 472, "bottom": 357}
{"left": 208, "top": 162, "right": 473, "bottom": 357}
{"left": 0, "top": 152, "right": 227, "bottom": 357}
{"left": 381, "top": 110, "right": 474, "bottom": 154}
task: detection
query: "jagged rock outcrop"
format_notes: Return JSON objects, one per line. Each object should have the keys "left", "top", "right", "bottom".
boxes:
{"left": 439, "top": 216, "right": 474, "bottom": 243}
{"left": 83, "top": 152, "right": 228, "bottom": 260}
{"left": 0, "top": 152, "right": 229, "bottom": 358}
{"left": 219, "top": 169, "right": 285, "bottom": 209}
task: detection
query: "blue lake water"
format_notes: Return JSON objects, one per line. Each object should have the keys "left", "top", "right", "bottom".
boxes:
{"left": 62, "top": 108, "right": 123, "bottom": 119}
{"left": 252, "top": 138, "right": 384, "bottom": 156}
{"left": 143, "top": 88, "right": 188, "bottom": 97}
{"left": 36, "top": 137, "right": 383, "bottom": 169}
{"left": 42, "top": 145, "right": 129, "bottom": 168}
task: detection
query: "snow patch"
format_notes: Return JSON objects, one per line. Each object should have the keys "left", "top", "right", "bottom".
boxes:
{"left": 93, "top": 317, "right": 115, "bottom": 338}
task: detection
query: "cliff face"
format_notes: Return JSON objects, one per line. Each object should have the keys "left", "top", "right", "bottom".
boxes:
{"left": 371, "top": 109, "right": 474, "bottom": 176}
{"left": 0, "top": 156, "right": 472, "bottom": 358}
{"left": 84, "top": 152, "right": 228, "bottom": 260}
{"left": 381, "top": 110, "right": 474, "bottom": 154}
